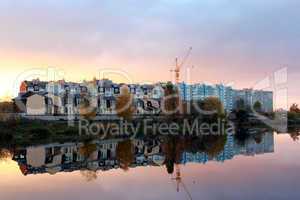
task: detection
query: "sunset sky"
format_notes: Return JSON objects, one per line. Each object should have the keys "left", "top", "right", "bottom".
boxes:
{"left": 0, "top": 0, "right": 299, "bottom": 107}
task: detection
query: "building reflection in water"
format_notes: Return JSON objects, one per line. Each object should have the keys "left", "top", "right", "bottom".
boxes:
{"left": 11, "top": 132, "right": 274, "bottom": 177}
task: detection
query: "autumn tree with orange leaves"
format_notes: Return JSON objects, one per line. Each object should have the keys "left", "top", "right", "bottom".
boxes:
{"left": 116, "top": 86, "right": 135, "bottom": 121}
{"left": 116, "top": 140, "right": 134, "bottom": 171}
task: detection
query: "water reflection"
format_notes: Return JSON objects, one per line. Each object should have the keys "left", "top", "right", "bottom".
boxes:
{"left": 0, "top": 149, "right": 12, "bottom": 162}
{"left": 1, "top": 130, "right": 300, "bottom": 200}
{"left": 288, "top": 127, "right": 300, "bottom": 141}
{"left": 10, "top": 131, "right": 274, "bottom": 178}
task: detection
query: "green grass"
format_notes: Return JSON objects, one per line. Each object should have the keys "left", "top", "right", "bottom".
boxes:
{"left": 0, "top": 119, "right": 94, "bottom": 147}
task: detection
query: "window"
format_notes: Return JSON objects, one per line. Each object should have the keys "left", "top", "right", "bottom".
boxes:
{"left": 81, "top": 87, "right": 87, "bottom": 92}
{"left": 97, "top": 99, "right": 101, "bottom": 107}
{"left": 54, "top": 85, "right": 59, "bottom": 94}
{"left": 34, "top": 85, "right": 39, "bottom": 91}
{"left": 54, "top": 147, "right": 61, "bottom": 155}
{"left": 98, "top": 87, "right": 104, "bottom": 93}
{"left": 107, "top": 100, "right": 111, "bottom": 108}
{"left": 114, "top": 88, "right": 120, "bottom": 94}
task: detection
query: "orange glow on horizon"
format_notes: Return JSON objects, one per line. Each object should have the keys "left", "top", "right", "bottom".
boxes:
{"left": 0, "top": 50, "right": 298, "bottom": 107}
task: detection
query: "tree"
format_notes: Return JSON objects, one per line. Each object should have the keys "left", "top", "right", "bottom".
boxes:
{"left": 288, "top": 104, "right": 300, "bottom": 124}
{"left": 235, "top": 99, "right": 246, "bottom": 111}
{"left": 0, "top": 149, "right": 12, "bottom": 162}
{"left": 116, "top": 140, "right": 134, "bottom": 171}
{"left": 235, "top": 109, "right": 249, "bottom": 124}
{"left": 201, "top": 97, "right": 224, "bottom": 116}
{"left": 79, "top": 95, "right": 97, "bottom": 120}
{"left": 79, "top": 143, "right": 97, "bottom": 159}
{"left": 80, "top": 170, "right": 98, "bottom": 182}
{"left": 253, "top": 101, "right": 262, "bottom": 113}
{"left": 234, "top": 127, "right": 250, "bottom": 146}
{"left": 0, "top": 101, "right": 17, "bottom": 121}
{"left": 254, "top": 133, "right": 263, "bottom": 144}
{"left": 166, "top": 160, "right": 174, "bottom": 174}
{"left": 201, "top": 135, "right": 227, "bottom": 157}
{"left": 116, "top": 86, "right": 134, "bottom": 121}
{"left": 162, "top": 137, "right": 176, "bottom": 174}
{"left": 0, "top": 101, "right": 14, "bottom": 113}
{"left": 162, "top": 82, "right": 180, "bottom": 116}
{"left": 182, "top": 100, "right": 202, "bottom": 116}
{"left": 29, "top": 127, "right": 52, "bottom": 141}
{"left": 234, "top": 99, "right": 250, "bottom": 124}
{"left": 290, "top": 104, "right": 300, "bottom": 113}
{"left": 162, "top": 136, "right": 185, "bottom": 174}
{"left": 289, "top": 131, "right": 300, "bottom": 141}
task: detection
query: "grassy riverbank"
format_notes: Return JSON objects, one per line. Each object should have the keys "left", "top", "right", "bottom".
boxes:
{"left": 0, "top": 113, "right": 298, "bottom": 148}
{"left": 0, "top": 119, "right": 93, "bottom": 147}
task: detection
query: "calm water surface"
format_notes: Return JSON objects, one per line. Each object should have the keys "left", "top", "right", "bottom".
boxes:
{"left": 0, "top": 133, "right": 299, "bottom": 200}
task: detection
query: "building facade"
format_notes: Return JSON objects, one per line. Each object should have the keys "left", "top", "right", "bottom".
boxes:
{"left": 16, "top": 79, "right": 273, "bottom": 116}
{"left": 234, "top": 89, "right": 273, "bottom": 113}
{"left": 178, "top": 82, "right": 273, "bottom": 113}
{"left": 16, "top": 79, "right": 165, "bottom": 116}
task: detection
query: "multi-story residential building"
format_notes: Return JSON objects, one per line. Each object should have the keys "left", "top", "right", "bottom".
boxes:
{"left": 178, "top": 83, "right": 214, "bottom": 101}
{"left": 16, "top": 79, "right": 165, "bottom": 116}
{"left": 216, "top": 84, "right": 234, "bottom": 112}
{"left": 178, "top": 82, "right": 188, "bottom": 101}
{"left": 178, "top": 82, "right": 234, "bottom": 112}
{"left": 16, "top": 79, "right": 273, "bottom": 116}
{"left": 191, "top": 84, "right": 207, "bottom": 100}
{"left": 253, "top": 90, "right": 273, "bottom": 113}
{"left": 46, "top": 80, "right": 67, "bottom": 95}
{"left": 19, "top": 79, "right": 47, "bottom": 94}
{"left": 178, "top": 82, "right": 273, "bottom": 113}
{"left": 234, "top": 89, "right": 253, "bottom": 110}
{"left": 234, "top": 89, "right": 273, "bottom": 113}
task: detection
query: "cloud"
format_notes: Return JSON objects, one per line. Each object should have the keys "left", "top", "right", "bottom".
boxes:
{"left": 0, "top": 0, "right": 299, "bottom": 102}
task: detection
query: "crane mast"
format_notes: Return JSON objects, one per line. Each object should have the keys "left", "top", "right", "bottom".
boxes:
{"left": 171, "top": 47, "right": 192, "bottom": 84}
{"left": 171, "top": 164, "right": 193, "bottom": 200}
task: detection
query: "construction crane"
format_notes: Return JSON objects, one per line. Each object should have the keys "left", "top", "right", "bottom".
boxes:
{"left": 170, "top": 47, "right": 193, "bottom": 84}
{"left": 171, "top": 164, "right": 193, "bottom": 200}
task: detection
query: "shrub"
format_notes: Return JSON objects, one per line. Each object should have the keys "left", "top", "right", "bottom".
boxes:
{"left": 0, "top": 132, "right": 14, "bottom": 145}
{"left": 29, "top": 128, "right": 52, "bottom": 140}
{"left": 55, "top": 128, "right": 78, "bottom": 136}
